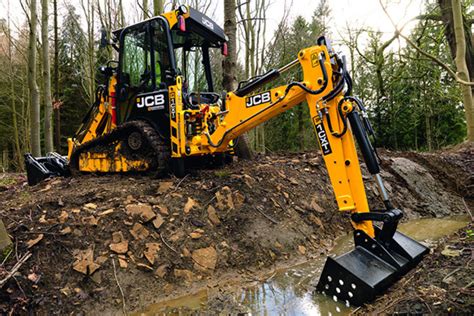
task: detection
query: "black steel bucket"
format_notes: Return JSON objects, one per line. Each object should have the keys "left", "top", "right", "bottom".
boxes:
{"left": 24, "top": 152, "right": 70, "bottom": 186}
{"left": 316, "top": 228, "right": 428, "bottom": 306}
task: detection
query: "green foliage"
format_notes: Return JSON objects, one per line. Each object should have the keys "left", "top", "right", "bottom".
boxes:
{"left": 354, "top": 12, "right": 466, "bottom": 150}
{"left": 57, "top": 5, "right": 93, "bottom": 152}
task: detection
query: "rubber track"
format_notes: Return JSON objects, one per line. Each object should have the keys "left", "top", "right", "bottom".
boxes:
{"left": 69, "top": 121, "right": 170, "bottom": 174}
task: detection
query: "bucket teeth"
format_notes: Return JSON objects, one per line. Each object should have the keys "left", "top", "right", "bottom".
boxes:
{"left": 316, "top": 229, "right": 428, "bottom": 306}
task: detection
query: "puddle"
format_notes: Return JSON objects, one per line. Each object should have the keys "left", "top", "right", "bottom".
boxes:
{"left": 134, "top": 216, "right": 470, "bottom": 315}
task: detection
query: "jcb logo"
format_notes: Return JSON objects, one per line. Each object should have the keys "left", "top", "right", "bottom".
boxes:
{"left": 136, "top": 92, "right": 165, "bottom": 111}
{"left": 246, "top": 91, "right": 271, "bottom": 107}
{"left": 314, "top": 121, "right": 332, "bottom": 155}
{"left": 202, "top": 17, "right": 214, "bottom": 30}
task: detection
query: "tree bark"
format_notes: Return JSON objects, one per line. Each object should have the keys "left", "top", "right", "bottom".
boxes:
{"left": 53, "top": 0, "right": 60, "bottom": 149}
{"left": 451, "top": 0, "right": 474, "bottom": 141}
{"left": 6, "top": 14, "right": 23, "bottom": 170}
{"left": 223, "top": 0, "right": 237, "bottom": 91}
{"left": 153, "top": 0, "right": 163, "bottom": 16}
{"left": 224, "top": 0, "right": 253, "bottom": 159}
{"left": 42, "top": 0, "right": 53, "bottom": 153}
{"left": 143, "top": 0, "right": 149, "bottom": 19}
{"left": 28, "top": 0, "right": 41, "bottom": 156}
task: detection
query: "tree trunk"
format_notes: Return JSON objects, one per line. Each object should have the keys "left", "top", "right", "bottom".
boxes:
{"left": 143, "top": 0, "right": 149, "bottom": 19}
{"left": 223, "top": 0, "right": 237, "bottom": 91}
{"left": 224, "top": 0, "right": 252, "bottom": 159}
{"left": 28, "top": 0, "right": 41, "bottom": 156}
{"left": 42, "top": 0, "right": 53, "bottom": 153}
{"left": 153, "top": 0, "right": 163, "bottom": 16}
{"left": 53, "top": 0, "right": 60, "bottom": 149}
{"left": 451, "top": 0, "right": 474, "bottom": 141}
{"left": 5, "top": 11, "right": 23, "bottom": 170}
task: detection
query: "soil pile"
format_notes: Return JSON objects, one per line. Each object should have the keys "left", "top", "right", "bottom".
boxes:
{"left": 0, "top": 144, "right": 471, "bottom": 314}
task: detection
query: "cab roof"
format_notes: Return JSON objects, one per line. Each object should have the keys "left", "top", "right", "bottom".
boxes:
{"left": 112, "top": 7, "right": 227, "bottom": 45}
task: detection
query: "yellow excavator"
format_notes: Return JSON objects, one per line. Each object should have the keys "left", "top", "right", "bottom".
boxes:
{"left": 24, "top": 5, "right": 428, "bottom": 306}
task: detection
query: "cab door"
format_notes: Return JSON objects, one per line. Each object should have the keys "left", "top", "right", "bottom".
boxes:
{"left": 116, "top": 18, "right": 176, "bottom": 136}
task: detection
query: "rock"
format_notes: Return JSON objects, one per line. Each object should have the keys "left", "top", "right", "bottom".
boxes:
{"left": 184, "top": 198, "right": 199, "bottom": 214}
{"left": 289, "top": 177, "right": 299, "bottom": 185}
{"left": 152, "top": 214, "right": 165, "bottom": 229}
{"left": 144, "top": 243, "right": 161, "bottom": 265}
{"left": 182, "top": 247, "right": 191, "bottom": 257}
{"left": 58, "top": 211, "right": 69, "bottom": 223}
{"left": 118, "top": 257, "right": 128, "bottom": 269}
{"left": 73, "top": 248, "right": 100, "bottom": 275}
{"left": 298, "top": 245, "right": 307, "bottom": 255}
{"left": 308, "top": 214, "right": 323, "bottom": 228}
{"left": 207, "top": 205, "right": 221, "bottom": 225}
{"left": 192, "top": 246, "right": 217, "bottom": 272}
{"left": 155, "top": 264, "right": 168, "bottom": 278}
{"left": 234, "top": 192, "right": 245, "bottom": 209}
{"left": 441, "top": 246, "right": 461, "bottom": 257}
{"left": 215, "top": 187, "right": 234, "bottom": 210}
{"left": 109, "top": 241, "right": 128, "bottom": 254}
{"left": 60, "top": 227, "right": 72, "bottom": 235}
{"left": 130, "top": 223, "right": 150, "bottom": 240}
{"left": 158, "top": 181, "right": 174, "bottom": 194}
{"left": 26, "top": 234, "right": 44, "bottom": 249}
{"left": 310, "top": 197, "right": 324, "bottom": 213}
{"left": 112, "top": 231, "right": 124, "bottom": 243}
{"left": 27, "top": 273, "right": 40, "bottom": 283}
{"left": 174, "top": 269, "right": 194, "bottom": 282}
{"left": 154, "top": 205, "right": 169, "bottom": 215}
{"left": 82, "top": 216, "right": 98, "bottom": 226}
{"left": 84, "top": 203, "right": 97, "bottom": 210}
{"left": 169, "top": 231, "right": 184, "bottom": 242}
{"left": 126, "top": 203, "right": 156, "bottom": 222}
{"left": 190, "top": 231, "right": 203, "bottom": 239}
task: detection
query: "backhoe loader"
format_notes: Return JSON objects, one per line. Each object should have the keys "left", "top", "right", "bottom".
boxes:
{"left": 24, "top": 5, "right": 428, "bottom": 306}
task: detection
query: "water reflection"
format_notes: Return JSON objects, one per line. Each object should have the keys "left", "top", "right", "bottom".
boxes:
{"left": 135, "top": 216, "right": 470, "bottom": 315}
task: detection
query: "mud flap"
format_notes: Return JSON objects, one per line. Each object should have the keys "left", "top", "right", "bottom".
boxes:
{"left": 316, "top": 229, "right": 428, "bottom": 306}
{"left": 24, "top": 152, "right": 70, "bottom": 186}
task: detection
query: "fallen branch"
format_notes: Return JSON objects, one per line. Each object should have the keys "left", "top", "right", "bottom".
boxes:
{"left": 112, "top": 258, "right": 127, "bottom": 316}
{"left": 160, "top": 233, "right": 178, "bottom": 253}
{"left": 0, "top": 251, "right": 32, "bottom": 288}
{"left": 172, "top": 174, "right": 189, "bottom": 193}
{"left": 254, "top": 207, "right": 279, "bottom": 224}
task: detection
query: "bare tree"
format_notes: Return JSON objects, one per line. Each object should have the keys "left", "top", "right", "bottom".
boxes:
{"left": 53, "top": 0, "right": 60, "bottom": 149}
{"left": 42, "top": 0, "right": 53, "bottom": 152}
{"left": 28, "top": 0, "right": 41, "bottom": 156}
{"left": 451, "top": 0, "right": 473, "bottom": 141}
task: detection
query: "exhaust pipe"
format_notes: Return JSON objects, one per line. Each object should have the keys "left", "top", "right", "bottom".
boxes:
{"left": 24, "top": 152, "right": 70, "bottom": 186}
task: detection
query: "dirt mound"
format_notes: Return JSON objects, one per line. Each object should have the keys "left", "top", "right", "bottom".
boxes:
{"left": 0, "top": 147, "right": 471, "bottom": 314}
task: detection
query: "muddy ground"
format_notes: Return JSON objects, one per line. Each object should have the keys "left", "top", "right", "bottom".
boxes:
{"left": 0, "top": 143, "right": 472, "bottom": 315}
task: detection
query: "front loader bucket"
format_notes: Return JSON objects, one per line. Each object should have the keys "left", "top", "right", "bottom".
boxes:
{"left": 24, "top": 152, "right": 70, "bottom": 186}
{"left": 316, "top": 228, "right": 428, "bottom": 306}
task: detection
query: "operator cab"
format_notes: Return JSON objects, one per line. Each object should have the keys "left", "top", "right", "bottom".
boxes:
{"left": 112, "top": 6, "right": 228, "bottom": 134}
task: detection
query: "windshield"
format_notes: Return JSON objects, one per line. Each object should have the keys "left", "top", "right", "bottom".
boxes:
{"left": 171, "top": 30, "right": 219, "bottom": 92}
{"left": 120, "top": 20, "right": 171, "bottom": 91}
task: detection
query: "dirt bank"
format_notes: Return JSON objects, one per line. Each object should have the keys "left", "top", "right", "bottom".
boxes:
{"left": 0, "top": 144, "right": 472, "bottom": 314}
{"left": 358, "top": 222, "right": 473, "bottom": 315}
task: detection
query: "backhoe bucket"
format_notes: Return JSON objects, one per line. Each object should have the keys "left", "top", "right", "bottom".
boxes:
{"left": 316, "top": 228, "right": 428, "bottom": 306}
{"left": 24, "top": 153, "right": 70, "bottom": 186}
